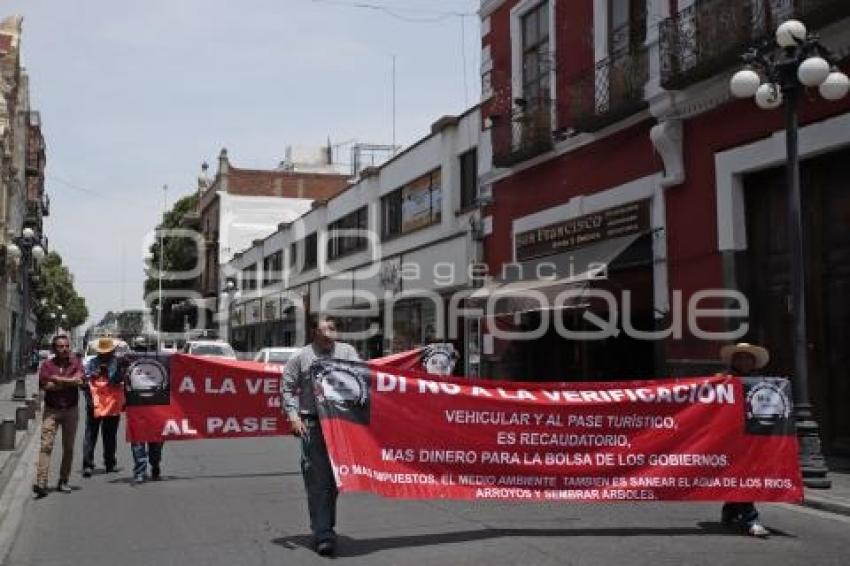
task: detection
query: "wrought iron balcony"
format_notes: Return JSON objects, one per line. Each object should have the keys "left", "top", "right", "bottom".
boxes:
{"left": 660, "top": 0, "right": 850, "bottom": 91}
{"left": 569, "top": 50, "right": 649, "bottom": 133}
{"left": 491, "top": 97, "right": 554, "bottom": 168}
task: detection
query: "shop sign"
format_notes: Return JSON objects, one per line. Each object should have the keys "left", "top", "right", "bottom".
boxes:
{"left": 246, "top": 300, "right": 261, "bottom": 325}
{"left": 402, "top": 175, "right": 434, "bottom": 232}
{"left": 515, "top": 200, "right": 651, "bottom": 261}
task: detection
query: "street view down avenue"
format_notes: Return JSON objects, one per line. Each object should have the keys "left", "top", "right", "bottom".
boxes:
{"left": 2, "top": 1, "right": 850, "bottom": 565}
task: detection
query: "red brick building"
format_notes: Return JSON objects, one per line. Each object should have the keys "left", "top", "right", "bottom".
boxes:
{"left": 190, "top": 148, "right": 349, "bottom": 330}
{"left": 477, "top": 0, "right": 850, "bottom": 453}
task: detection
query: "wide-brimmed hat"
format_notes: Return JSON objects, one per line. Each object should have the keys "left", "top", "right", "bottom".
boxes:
{"left": 95, "top": 337, "right": 117, "bottom": 354}
{"left": 720, "top": 342, "right": 769, "bottom": 369}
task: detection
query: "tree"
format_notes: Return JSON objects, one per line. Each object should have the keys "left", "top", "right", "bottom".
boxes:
{"left": 34, "top": 251, "right": 89, "bottom": 340}
{"left": 143, "top": 192, "right": 199, "bottom": 333}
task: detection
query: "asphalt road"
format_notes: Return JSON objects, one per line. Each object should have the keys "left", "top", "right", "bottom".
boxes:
{"left": 5, "top": 424, "right": 850, "bottom": 566}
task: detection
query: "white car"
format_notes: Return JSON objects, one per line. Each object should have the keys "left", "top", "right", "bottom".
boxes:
{"left": 182, "top": 340, "right": 238, "bottom": 359}
{"left": 254, "top": 347, "right": 299, "bottom": 364}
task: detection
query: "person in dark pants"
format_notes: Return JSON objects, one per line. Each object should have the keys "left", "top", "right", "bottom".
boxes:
{"left": 719, "top": 342, "right": 771, "bottom": 538}
{"left": 131, "top": 442, "right": 163, "bottom": 483}
{"left": 81, "top": 337, "right": 123, "bottom": 477}
{"left": 281, "top": 316, "right": 360, "bottom": 557}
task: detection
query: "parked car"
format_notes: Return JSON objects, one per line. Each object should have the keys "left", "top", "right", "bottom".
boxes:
{"left": 253, "top": 347, "right": 299, "bottom": 364}
{"left": 182, "top": 340, "right": 238, "bottom": 360}
{"left": 159, "top": 341, "right": 179, "bottom": 353}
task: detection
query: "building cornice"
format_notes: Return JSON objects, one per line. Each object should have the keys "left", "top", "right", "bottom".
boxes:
{"left": 479, "top": 0, "right": 507, "bottom": 19}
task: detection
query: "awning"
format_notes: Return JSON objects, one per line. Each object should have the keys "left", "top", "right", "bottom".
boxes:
{"left": 468, "top": 232, "right": 644, "bottom": 317}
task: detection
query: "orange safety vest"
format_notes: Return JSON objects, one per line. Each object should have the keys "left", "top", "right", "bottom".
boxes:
{"left": 89, "top": 376, "right": 125, "bottom": 418}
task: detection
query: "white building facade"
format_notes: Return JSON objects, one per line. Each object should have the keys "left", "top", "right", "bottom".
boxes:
{"left": 224, "top": 108, "right": 484, "bottom": 370}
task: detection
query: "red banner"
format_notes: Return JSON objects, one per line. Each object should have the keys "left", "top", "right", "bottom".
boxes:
{"left": 315, "top": 359, "right": 803, "bottom": 502}
{"left": 124, "top": 348, "right": 448, "bottom": 442}
{"left": 125, "top": 354, "right": 286, "bottom": 442}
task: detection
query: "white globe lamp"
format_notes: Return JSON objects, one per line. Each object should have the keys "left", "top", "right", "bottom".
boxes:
{"left": 819, "top": 71, "right": 850, "bottom": 101}
{"left": 6, "top": 243, "right": 21, "bottom": 261}
{"left": 776, "top": 19, "right": 806, "bottom": 48}
{"left": 31, "top": 245, "right": 45, "bottom": 262}
{"left": 730, "top": 68, "right": 761, "bottom": 98}
{"left": 798, "top": 56, "right": 830, "bottom": 87}
{"left": 755, "top": 83, "right": 783, "bottom": 109}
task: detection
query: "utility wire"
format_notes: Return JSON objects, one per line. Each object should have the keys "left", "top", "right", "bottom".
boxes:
{"left": 310, "top": 0, "right": 475, "bottom": 23}
{"left": 47, "top": 174, "right": 142, "bottom": 207}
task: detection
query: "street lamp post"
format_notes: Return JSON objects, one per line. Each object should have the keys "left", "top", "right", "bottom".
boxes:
{"left": 223, "top": 278, "right": 238, "bottom": 346}
{"left": 6, "top": 227, "right": 45, "bottom": 399}
{"left": 730, "top": 19, "right": 849, "bottom": 489}
{"left": 157, "top": 184, "right": 168, "bottom": 353}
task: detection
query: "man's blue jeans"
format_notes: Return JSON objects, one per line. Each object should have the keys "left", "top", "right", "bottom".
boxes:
{"left": 300, "top": 418, "right": 337, "bottom": 542}
{"left": 131, "top": 442, "right": 163, "bottom": 478}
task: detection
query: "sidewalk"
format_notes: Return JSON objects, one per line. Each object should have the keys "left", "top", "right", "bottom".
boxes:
{"left": 0, "top": 373, "right": 40, "bottom": 496}
{"left": 802, "top": 458, "right": 850, "bottom": 517}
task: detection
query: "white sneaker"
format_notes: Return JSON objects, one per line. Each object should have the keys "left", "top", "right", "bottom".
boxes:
{"left": 748, "top": 522, "right": 769, "bottom": 538}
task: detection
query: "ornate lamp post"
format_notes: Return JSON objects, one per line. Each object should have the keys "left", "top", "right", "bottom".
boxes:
{"left": 730, "top": 19, "right": 849, "bottom": 489}
{"left": 7, "top": 227, "right": 45, "bottom": 399}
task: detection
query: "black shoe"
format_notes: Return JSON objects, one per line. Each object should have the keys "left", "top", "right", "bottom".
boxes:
{"left": 315, "top": 539, "right": 336, "bottom": 557}
{"left": 56, "top": 481, "right": 72, "bottom": 493}
{"left": 151, "top": 466, "right": 161, "bottom": 481}
{"left": 82, "top": 468, "right": 93, "bottom": 478}
{"left": 105, "top": 465, "right": 120, "bottom": 474}
{"left": 721, "top": 504, "right": 740, "bottom": 526}
{"left": 32, "top": 485, "right": 48, "bottom": 499}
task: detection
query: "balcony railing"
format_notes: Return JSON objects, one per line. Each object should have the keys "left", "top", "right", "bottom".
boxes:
{"left": 660, "top": 0, "right": 850, "bottom": 91}
{"left": 491, "top": 97, "right": 554, "bottom": 168}
{"left": 569, "top": 50, "right": 649, "bottom": 133}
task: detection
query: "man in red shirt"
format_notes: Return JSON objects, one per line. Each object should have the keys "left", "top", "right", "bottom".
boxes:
{"left": 33, "top": 334, "right": 84, "bottom": 498}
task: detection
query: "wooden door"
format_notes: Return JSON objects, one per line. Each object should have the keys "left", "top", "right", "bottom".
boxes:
{"left": 744, "top": 146, "right": 850, "bottom": 454}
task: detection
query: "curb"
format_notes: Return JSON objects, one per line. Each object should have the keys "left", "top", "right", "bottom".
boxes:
{"left": 0, "top": 418, "right": 38, "bottom": 564}
{"left": 0, "top": 420, "right": 35, "bottom": 497}
{"left": 801, "top": 493, "right": 850, "bottom": 518}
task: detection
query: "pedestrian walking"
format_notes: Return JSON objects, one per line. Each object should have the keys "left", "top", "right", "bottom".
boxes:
{"left": 131, "top": 442, "right": 163, "bottom": 483}
{"left": 33, "top": 335, "right": 84, "bottom": 498}
{"left": 281, "top": 316, "right": 360, "bottom": 557}
{"left": 718, "top": 342, "right": 771, "bottom": 538}
{"left": 81, "top": 336, "right": 125, "bottom": 477}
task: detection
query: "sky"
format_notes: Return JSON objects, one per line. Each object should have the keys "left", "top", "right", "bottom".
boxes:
{"left": 3, "top": 0, "right": 480, "bottom": 327}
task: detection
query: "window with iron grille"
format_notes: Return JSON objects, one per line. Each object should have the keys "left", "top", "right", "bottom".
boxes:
{"left": 459, "top": 149, "right": 478, "bottom": 210}
{"left": 609, "top": 0, "right": 646, "bottom": 60}
{"left": 521, "top": 1, "right": 550, "bottom": 106}
{"left": 263, "top": 251, "right": 283, "bottom": 287}
{"left": 328, "top": 207, "right": 368, "bottom": 260}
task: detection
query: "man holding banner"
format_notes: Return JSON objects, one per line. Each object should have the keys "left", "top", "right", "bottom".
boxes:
{"left": 281, "top": 316, "right": 360, "bottom": 557}
{"left": 719, "top": 342, "right": 772, "bottom": 538}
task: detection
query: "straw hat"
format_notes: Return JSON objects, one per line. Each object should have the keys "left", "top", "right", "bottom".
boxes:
{"left": 719, "top": 342, "right": 769, "bottom": 369}
{"left": 95, "top": 336, "right": 117, "bottom": 355}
